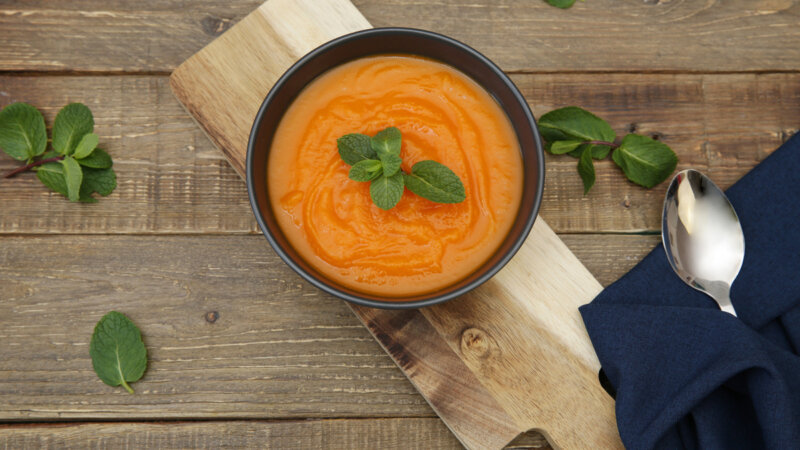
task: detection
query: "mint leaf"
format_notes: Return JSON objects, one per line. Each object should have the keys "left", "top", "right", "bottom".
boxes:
{"left": 0, "top": 102, "right": 47, "bottom": 161}
{"left": 370, "top": 171, "right": 404, "bottom": 210}
{"left": 378, "top": 152, "right": 402, "bottom": 177}
{"left": 567, "top": 143, "right": 613, "bottom": 159}
{"left": 60, "top": 156, "right": 83, "bottom": 202}
{"left": 80, "top": 167, "right": 117, "bottom": 201}
{"left": 577, "top": 146, "right": 595, "bottom": 194}
{"left": 337, "top": 133, "right": 376, "bottom": 165}
{"left": 612, "top": 134, "right": 678, "bottom": 188}
{"left": 349, "top": 159, "right": 382, "bottom": 182}
{"left": 41, "top": 150, "right": 60, "bottom": 160}
{"left": 36, "top": 162, "right": 69, "bottom": 198}
{"left": 403, "top": 160, "right": 466, "bottom": 204}
{"left": 89, "top": 311, "right": 147, "bottom": 394}
{"left": 588, "top": 144, "right": 612, "bottom": 160}
{"left": 73, "top": 133, "right": 99, "bottom": 159}
{"left": 538, "top": 106, "right": 615, "bottom": 142}
{"left": 77, "top": 148, "right": 112, "bottom": 169}
{"left": 371, "top": 127, "right": 401, "bottom": 157}
{"left": 549, "top": 140, "right": 583, "bottom": 155}
{"left": 539, "top": 127, "right": 572, "bottom": 151}
{"left": 546, "top": 0, "right": 577, "bottom": 8}
{"left": 53, "top": 103, "right": 94, "bottom": 155}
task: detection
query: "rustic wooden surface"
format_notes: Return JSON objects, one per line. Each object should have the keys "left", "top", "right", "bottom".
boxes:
{"left": 1, "top": 0, "right": 798, "bottom": 448}
{"left": 169, "top": 3, "right": 623, "bottom": 447}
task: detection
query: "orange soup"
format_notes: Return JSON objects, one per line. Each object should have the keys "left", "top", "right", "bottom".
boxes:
{"left": 268, "top": 55, "right": 523, "bottom": 297}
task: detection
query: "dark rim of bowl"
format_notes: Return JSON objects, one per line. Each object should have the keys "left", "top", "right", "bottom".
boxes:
{"left": 246, "top": 27, "right": 545, "bottom": 310}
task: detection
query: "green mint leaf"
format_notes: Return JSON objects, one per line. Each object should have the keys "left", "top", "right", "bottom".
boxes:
{"left": 77, "top": 148, "right": 112, "bottom": 169}
{"left": 612, "top": 134, "right": 678, "bottom": 188}
{"left": 36, "top": 162, "right": 69, "bottom": 198}
{"left": 403, "top": 160, "right": 466, "bottom": 204}
{"left": 40, "top": 150, "right": 60, "bottom": 160}
{"left": 539, "top": 126, "right": 572, "bottom": 151}
{"left": 73, "top": 133, "right": 99, "bottom": 159}
{"left": 371, "top": 127, "right": 401, "bottom": 157}
{"left": 549, "top": 140, "right": 583, "bottom": 155}
{"left": 370, "top": 171, "right": 404, "bottom": 210}
{"left": 89, "top": 311, "right": 147, "bottom": 394}
{"left": 577, "top": 146, "right": 595, "bottom": 195}
{"left": 0, "top": 102, "right": 47, "bottom": 161}
{"left": 60, "top": 156, "right": 83, "bottom": 202}
{"left": 80, "top": 167, "right": 117, "bottom": 202}
{"left": 588, "top": 144, "right": 612, "bottom": 160}
{"left": 349, "top": 159, "right": 382, "bottom": 182}
{"left": 538, "top": 106, "right": 615, "bottom": 143}
{"left": 545, "top": 0, "right": 577, "bottom": 8}
{"left": 378, "top": 152, "right": 402, "bottom": 177}
{"left": 337, "top": 133, "right": 376, "bottom": 165}
{"left": 53, "top": 103, "right": 94, "bottom": 155}
{"left": 567, "top": 143, "right": 613, "bottom": 160}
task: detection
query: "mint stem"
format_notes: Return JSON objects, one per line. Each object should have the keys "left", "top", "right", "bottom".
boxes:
{"left": 120, "top": 379, "right": 135, "bottom": 394}
{"left": 583, "top": 140, "right": 619, "bottom": 149}
{"left": 3, "top": 155, "right": 65, "bottom": 178}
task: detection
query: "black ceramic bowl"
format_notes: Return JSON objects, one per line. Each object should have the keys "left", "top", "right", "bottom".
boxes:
{"left": 247, "top": 28, "right": 544, "bottom": 309}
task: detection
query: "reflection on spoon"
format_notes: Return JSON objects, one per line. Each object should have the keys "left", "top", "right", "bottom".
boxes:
{"left": 662, "top": 170, "right": 745, "bottom": 316}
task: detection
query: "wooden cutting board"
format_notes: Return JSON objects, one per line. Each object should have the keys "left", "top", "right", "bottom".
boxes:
{"left": 170, "top": 0, "right": 621, "bottom": 448}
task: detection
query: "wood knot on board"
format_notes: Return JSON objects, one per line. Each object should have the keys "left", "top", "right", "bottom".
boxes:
{"left": 460, "top": 327, "right": 492, "bottom": 358}
{"left": 201, "top": 15, "right": 233, "bottom": 37}
{"left": 205, "top": 311, "right": 219, "bottom": 323}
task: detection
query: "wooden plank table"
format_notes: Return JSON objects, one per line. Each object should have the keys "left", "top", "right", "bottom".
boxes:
{"left": 1, "top": 0, "right": 798, "bottom": 448}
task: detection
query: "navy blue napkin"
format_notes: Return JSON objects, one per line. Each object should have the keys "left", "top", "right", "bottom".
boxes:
{"left": 580, "top": 132, "right": 800, "bottom": 450}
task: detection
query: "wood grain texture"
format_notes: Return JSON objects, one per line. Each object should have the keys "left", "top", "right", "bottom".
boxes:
{"left": 170, "top": 0, "right": 371, "bottom": 176}
{"left": 414, "top": 220, "right": 619, "bottom": 449}
{"left": 1, "top": 0, "right": 799, "bottom": 72}
{"left": 353, "top": 306, "right": 521, "bottom": 450}
{"left": 1, "top": 74, "right": 797, "bottom": 234}
{"left": 0, "top": 419, "right": 463, "bottom": 449}
{"left": 168, "top": 5, "right": 621, "bottom": 446}
{"left": 0, "top": 233, "right": 657, "bottom": 421}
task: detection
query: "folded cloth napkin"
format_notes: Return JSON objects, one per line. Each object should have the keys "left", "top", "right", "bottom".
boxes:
{"left": 580, "top": 132, "right": 800, "bottom": 450}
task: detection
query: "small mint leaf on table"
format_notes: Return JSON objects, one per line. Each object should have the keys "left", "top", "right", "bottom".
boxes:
{"left": 612, "top": 134, "right": 678, "bottom": 188}
{"left": 370, "top": 171, "right": 404, "bottom": 210}
{"left": 0, "top": 102, "right": 47, "bottom": 161}
{"left": 549, "top": 140, "right": 583, "bottom": 155}
{"left": 73, "top": 133, "right": 99, "bottom": 159}
{"left": 90, "top": 311, "right": 147, "bottom": 394}
{"left": 545, "top": 0, "right": 577, "bottom": 8}
{"left": 60, "top": 156, "right": 83, "bottom": 202}
{"left": 36, "top": 162, "right": 69, "bottom": 197}
{"left": 403, "top": 160, "right": 466, "bottom": 204}
{"left": 53, "top": 103, "right": 94, "bottom": 155}
{"left": 337, "top": 133, "right": 376, "bottom": 165}
{"left": 577, "top": 145, "right": 595, "bottom": 194}
{"left": 538, "top": 106, "right": 615, "bottom": 143}
{"left": 77, "top": 148, "right": 113, "bottom": 169}
{"left": 349, "top": 159, "right": 383, "bottom": 182}
{"left": 80, "top": 167, "right": 117, "bottom": 202}
{"left": 371, "top": 126, "right": 401, "bottom": 157}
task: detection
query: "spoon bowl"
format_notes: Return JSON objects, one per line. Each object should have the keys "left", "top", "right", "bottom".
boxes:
{"left": 662, "top": 169, "right": 745, "bottom": 315}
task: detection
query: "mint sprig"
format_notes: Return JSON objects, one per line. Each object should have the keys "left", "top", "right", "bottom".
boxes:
{"left": 337, "top": 127, "right": 466, "bottom": 210}
{"left": 538, "top": 106, "right": 678, "bottom": 194}
{"left": 0, "top": 102, "right": 117, "bottom": 202}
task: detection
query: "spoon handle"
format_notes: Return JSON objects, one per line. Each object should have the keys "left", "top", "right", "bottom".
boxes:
{"left": 716, "top": 293, "right": 737, "bottom": 316}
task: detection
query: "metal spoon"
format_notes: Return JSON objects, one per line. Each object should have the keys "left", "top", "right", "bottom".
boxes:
{"left": 662, "top": 169, "right": 745, "bottom": 316}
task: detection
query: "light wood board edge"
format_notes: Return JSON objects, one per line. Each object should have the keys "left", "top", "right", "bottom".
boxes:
{"left": 168, "top": 0, "right": 621, "bottom": 448}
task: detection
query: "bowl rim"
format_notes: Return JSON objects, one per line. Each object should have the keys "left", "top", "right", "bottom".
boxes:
{"left": 246, "top": 27, "right": 544, "bottom": 309}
